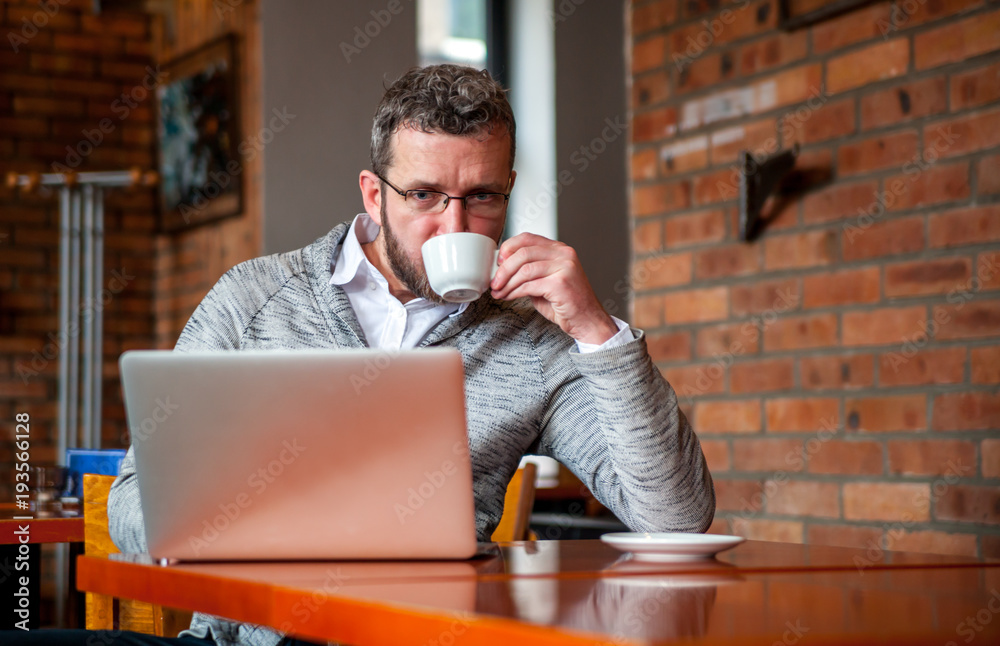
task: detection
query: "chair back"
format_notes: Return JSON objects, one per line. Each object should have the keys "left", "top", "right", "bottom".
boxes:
{"left": 490, "top": 462, "right": 537, "bottom": 542}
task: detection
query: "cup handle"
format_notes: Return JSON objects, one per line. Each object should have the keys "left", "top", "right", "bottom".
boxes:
{"left": 491, "top": 249, "right": 500, "bottom": 279}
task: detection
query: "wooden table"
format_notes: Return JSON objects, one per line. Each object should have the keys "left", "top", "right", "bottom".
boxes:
{"left": 0, "top": 513, "right": 84, "bottom": 544}
{"left": 76, "top": 539, "right": 1000, "bottom": 645}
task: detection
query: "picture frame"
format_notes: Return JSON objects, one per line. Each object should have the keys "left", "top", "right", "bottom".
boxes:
{"left": 155, "top": 33, "right": 242, "bottom": 232}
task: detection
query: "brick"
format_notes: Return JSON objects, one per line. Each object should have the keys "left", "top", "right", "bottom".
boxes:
{"left": 632, "top": 149, "right": 658, "bottom": 182}
{"left": 693, "top": 168, "right": 738, "bottom": 205}
{"left": 633, "top": 220, "right": 662, "bottom": 254}
{"left": 860, "top": 77, "right": 948, "bottom": 130}
{"left": 765, "top": 398, "right": 839, "bottom": 433}
{"left": 763, "top": 313, "right": 838, "bottom": 351}
{"left": 663, "top": 364, "right": 726, "bottom": 398}
{"left": 633, "top": 106, "right": 677, "bottom": 143}
{"left": 885, "top": 257, "right": 972, "bottom": 298}
{"left": 888, "top": 439, "right": 976, "bottom": 477}
{"left": 929, "top": 107, "right": 1000, "bottom": 159}
{"left": 664, "top": 209, "right": 726, "bottom": 247}
{"left": 695, "top": 243, "right": 759, "bottom": 279}
{"left": 838, "top": 130, "right": 920, "bottom": 176}
{"left": 632, "top": 294, "right": 662, "bottom": 328}
{"left": 842, "top": 217, "right": 925, "bottom": 262}
{"left": 731, "top": 278, "right": 800, "bottom": 316}
{"left": 696, "top": 323, "right": 760, "bottom": 358}
{"left": 81, "top": 12, "right": 149, "bottom": 38}
{"left": 632, "top": 253, "right": 693, "bottom": 289}
{"left": 935, "top": 486, "right": 1000, "bottom": 524}
{"left": 928, "top": 205, "right": 1000, "bottom": 248}
{"left": 6, "top": 6, "right": 80, "bottom": 31}
{"left": 890, "top": 530, "right": 979, "bottom": 557}
{"left": 934, "top": 300, "right": 1000, "bottom": 341}
{"left": 802, "top": 181, "right": 878, "bottom": 225}
{"left": 0, "top": 117, "right": 48, "bottom": 138}
{"left": 715, "top": 478, "right": 766, "bottom": 513}
{"left": 632, "top": 0, "right": 678, "bottom": 35}
{"left": 979, "top": 155, "right": 1000, "bottom": 196}
{"left": 731, "top": 358, "right": 794, "bottom": 393}
{"left": 951, "top": 60, "right": 1000, "bottom": 111}
{"left": 768, "top": 480, "right": 840, "bottom": 517}
{"left": 677, "top": 52, "right": 734, "bottom": 94}
{"left": 808, "top": 524, "right": 884, "bottom": 550}
{"left": 663, "top": 286, "right": 729, "bottom": 323}
{"left": 678, "top": 64, "right": 822, "bottom": 130}
{"left": 812, "top": 1, "right": 893, "bottom": 54}
{"left": 975, "top": 251, "right": 999, "bottom": 293}
{"left": 12, "top": 96, "right": 85, "bottom": 118}
{"left": 786, "top": 97, "right": 855, "bottom": 145}
{"left": 738, "top": 30, "right": 808, "bottom": 76}
{"left": 709, "top": 119, "right": 777, "bottom": 164}
{"left": 701, "top": 439, "right": 730, "bottom": 472}
{"left": 764, "top": 230, "right": 837, "bottom": 270}
{"left": 845, "top": 394, "right": 927, "bottom": 432}
{"left": 51, "top": 32, "right": 123, "bottom": 56}
{"left": 984, "top": 439, "right": 1000, "bottom": 478}
{"left": 828, "top": 39, "right": 909, "bottom": 94}
{"left": 646, "top": 331, "right": 692, "bottom": 363}
{"left": 695, "top": 400, "right": 762, "bottom": 433}
{"left": 633, "top": 34, "right": 667, "bottom": 73}
{"left": 801, "top": 354, "right": 874, "bottom": 390}
{"left": 803, "top": 267, "right": 879, "bottom": 308}
{"left": 632, "top": 71, "right": 670, "bottom": 109}
{"left": 732, "top": 438, "right": 804, "bottom": 471}
{"left": 972, "top": 346, "right": 1000, "bottom": 383}
{"left": 914, "top": 9, "right": 1000, "bottom": 69}
{"left": 659, "top": 135, "right": 709, "bottom": 174}
{"left": 890, "top": 162, "right": 971, "bottom": 213}
{"left": 878, "top": 347, "right": 966, "bottom": 387}
{"left": 844, "top": 483, "right": 930, "bottom": 521}
{"left": 933, "top": 392, "right": 1000, "bottom": 431}
{"left": 808, "top": 440, "right": 883, "bottom": 475}
{"left": 730, "top": 518, "right": 803, "bottom": 543}
{"left": 29, "top": 53, "right": 95, "bottom": 76}
{"left": 634, "top": 180, "right": 690, "bottom": 216}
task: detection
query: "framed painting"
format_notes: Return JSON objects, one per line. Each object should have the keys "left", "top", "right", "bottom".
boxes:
{"left": 156, "top": 33, "right": 242, "bottom": 232}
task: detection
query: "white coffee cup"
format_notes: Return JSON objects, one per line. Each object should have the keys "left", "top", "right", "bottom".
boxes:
{"left": 421, "top": 232, "right": 499, "bottom": 303}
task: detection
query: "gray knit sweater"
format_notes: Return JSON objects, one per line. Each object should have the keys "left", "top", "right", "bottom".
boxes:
{"left": 108, "top": 222, "right": 715, "bottom": 646}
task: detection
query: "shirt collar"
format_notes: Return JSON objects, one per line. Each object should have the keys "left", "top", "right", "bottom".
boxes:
{"left": 329, "top": 213, "right": 468, "bottom": 317}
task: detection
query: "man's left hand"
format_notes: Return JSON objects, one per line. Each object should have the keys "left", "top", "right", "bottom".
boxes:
{"left": 490, "top": 233, "right": 618, "bottom": 345}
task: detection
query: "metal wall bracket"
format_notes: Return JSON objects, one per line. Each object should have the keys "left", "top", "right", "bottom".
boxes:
{"left": 738, "top": 144, "right": 799, "bottom": 242}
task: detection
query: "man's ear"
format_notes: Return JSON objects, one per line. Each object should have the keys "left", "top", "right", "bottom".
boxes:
{"left": 359, "top": 171, "right": 383, "bottom": 225}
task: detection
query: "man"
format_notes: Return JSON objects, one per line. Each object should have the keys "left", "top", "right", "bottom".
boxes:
{"left": 8, "top": 64, "right": 714, "bottom": 646}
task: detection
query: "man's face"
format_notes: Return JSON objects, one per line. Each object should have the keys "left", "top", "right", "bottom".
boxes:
{"left": 371, "top": 127, "right": 514, "bottom": 302}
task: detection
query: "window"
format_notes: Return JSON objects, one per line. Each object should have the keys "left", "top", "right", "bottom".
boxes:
{"left": 418, "top": 0, "right": 488, "bottom": 68}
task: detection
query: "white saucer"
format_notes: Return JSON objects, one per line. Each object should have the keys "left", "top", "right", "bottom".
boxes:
{"left": 600, "top": 532, "right": 745, "bottom": 561}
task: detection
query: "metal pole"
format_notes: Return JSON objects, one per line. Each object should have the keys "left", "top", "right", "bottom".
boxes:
{"left": 67, "top": 190, "right": 81, "bottom": 451}
{"left": 92, "top": 188, "right": 105, "bottom": 449}
{"left": 81, "top": 184, "right": 94, "bottom": 451}
{"left": 57, "top": 187, "right": 71, "bottom": 466}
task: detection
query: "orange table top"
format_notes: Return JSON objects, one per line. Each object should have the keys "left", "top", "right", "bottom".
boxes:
{"left": 76, "top": 539, "right": 1000, "bottom": 645}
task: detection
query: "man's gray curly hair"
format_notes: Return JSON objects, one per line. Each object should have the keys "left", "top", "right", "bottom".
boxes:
{"left": 370, "top": 64, "right": 516, "bottom": 177}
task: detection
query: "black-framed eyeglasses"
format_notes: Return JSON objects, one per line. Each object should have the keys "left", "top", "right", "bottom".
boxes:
{"left": 377, "top": 174, "right": 511, "bottom": 217}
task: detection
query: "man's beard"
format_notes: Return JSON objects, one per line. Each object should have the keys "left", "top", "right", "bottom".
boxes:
{"left": 380, "top": 199, "right": 448, "bottom": 304}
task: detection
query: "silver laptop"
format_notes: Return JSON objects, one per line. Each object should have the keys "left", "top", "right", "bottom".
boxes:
{"left": 119, "top": 348, "right": 478, "bottom": 562}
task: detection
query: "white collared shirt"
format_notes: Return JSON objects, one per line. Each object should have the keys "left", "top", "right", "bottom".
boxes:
{"left": 330, "top": 213, "right": 631, "bottom": 352}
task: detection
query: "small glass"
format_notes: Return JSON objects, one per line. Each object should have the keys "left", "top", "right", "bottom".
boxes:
{"left": 29, "top": 465, "right": 70, "bottom": 516}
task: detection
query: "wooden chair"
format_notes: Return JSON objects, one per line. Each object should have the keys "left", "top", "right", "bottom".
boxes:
{"left": 490, "top": 462, "right": 538, "bottom": 542}
{"left": 83, "top": 474, "right": 192, "bottom": 636}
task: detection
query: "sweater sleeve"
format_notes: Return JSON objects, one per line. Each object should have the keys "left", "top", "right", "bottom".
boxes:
{"left": 534, "top": 326, "right": 715, "bottom": 533}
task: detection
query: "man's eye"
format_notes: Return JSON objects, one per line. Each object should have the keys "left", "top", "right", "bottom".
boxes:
{"left": 470, "top": 193, "right": 498, "bottom": 203}
{"left": 409, "top": 191, "right": 436, "bottom": 201}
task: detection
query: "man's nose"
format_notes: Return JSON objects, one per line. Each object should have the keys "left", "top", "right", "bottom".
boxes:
{"left": 439, "top": 197, "right": 469, "bottom": 234}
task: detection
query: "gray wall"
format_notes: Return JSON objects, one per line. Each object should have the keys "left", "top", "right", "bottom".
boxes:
{"left": 554, "top": 1, "right": 629, "bottom": 320}
{"left": 261, "top": 1, "right": 417, "bottom": 254}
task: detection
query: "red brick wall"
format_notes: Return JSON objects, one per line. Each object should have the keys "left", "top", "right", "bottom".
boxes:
{"left": 0, "top": 0, "right": 157, "bottom": 476}
{"left": 629, "top": 0, "right": 1000, "bottom": 557}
